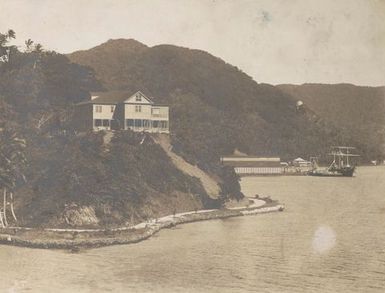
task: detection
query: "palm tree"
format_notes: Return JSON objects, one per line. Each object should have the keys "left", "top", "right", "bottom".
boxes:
{"left": 6, "top": 30, "right": 15, "bottom": 40}
{"left": 0, "top": 29, "right": 15, "bottom": 47}
{"left": 34, "top": 43, "right": 43, "bottom": 53}
{"left": 25, "top": 39, "right": 34, "bottom": 52}
{"left": 0, "top": 29, "right": 16, "bottom": 63}
{"left": 0, "top": 129, "right": 26, "bottom": 227}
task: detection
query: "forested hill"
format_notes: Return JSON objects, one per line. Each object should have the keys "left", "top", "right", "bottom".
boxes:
{"left": 0, "top": 33, "right": 227, "bottom": 229}
{"left": 278, "top": 83, "right": 385, "bottom": 161}
{"left": 68, "top": 39, "right": 380, "bottom": 162}
{"left": 2, "top": 32, "right": 383, "bottom": 228}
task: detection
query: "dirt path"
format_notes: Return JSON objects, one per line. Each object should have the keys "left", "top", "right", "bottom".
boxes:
{"left": 102, "top": 131, "right": 115, "bottom": 147}
{"left": 152, "top": 134, "right": 221, "bottom": 198}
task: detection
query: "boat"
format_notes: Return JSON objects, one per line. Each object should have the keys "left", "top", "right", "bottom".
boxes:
{"left": 308, "top": 146, "right": 359, "bottom": 177}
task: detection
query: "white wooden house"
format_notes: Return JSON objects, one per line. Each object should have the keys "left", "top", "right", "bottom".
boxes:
{"left": 75, "top": 91, "right": 169, "bottom": 133}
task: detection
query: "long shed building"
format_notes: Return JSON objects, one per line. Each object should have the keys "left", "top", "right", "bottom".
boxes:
{"left": 221, "top": 156, "right": 282, "bottom": 175}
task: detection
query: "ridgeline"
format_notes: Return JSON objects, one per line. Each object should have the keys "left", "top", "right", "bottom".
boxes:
{"left": 0, "top": 35, "right": 383, "bottom": 229}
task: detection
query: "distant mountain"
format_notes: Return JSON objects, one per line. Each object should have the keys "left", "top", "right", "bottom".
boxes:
{"left": 68, "top": 39, "right": 363, "bottom": 163}
{"left": 69, "top": 39, "right": 148, "bottom": 90}
{"left": 278, "top": 83, "right": 385, "bottom": 161}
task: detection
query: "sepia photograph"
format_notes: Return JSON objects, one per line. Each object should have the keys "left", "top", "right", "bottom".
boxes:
{"left": 0, "top": 0, "right": 384, "bottom": 292}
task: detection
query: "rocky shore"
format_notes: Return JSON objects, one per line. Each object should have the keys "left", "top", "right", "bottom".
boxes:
{"left": 0, "top": 199, "right": 284, "bottom": 250}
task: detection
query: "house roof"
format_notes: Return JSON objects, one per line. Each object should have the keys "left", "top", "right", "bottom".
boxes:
{"left": 293, "top": 157, "right": 309, "bottom": 162}
{"left": 221, "top": 156, "right": 281, "bottom": 162}
{"left": 77, "top": 90, "right": 167, "bottom": 106}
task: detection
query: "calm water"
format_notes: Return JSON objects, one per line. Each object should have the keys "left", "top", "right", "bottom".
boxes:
{"left": 1, "top": 166, "right": 385, "bottom": 293}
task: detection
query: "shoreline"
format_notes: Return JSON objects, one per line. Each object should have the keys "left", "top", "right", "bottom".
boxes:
{"left": 0, "top": 199, "right": 284, "bottom": 250}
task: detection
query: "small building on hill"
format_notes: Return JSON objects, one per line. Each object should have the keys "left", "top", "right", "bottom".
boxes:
{"left": 75, "top": 91, "right": 169, "bottom": 133}
{"left": 221, "top": 156, "right": 282, "bottom": 175}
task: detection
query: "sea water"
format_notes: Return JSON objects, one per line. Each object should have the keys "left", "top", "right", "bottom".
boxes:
{"left": 0, "top": 166, "right": 384, "bottom": 292}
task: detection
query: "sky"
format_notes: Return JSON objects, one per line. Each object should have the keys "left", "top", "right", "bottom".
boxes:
{"left": 0, "top": 0, "right": 384, "bottom": 86}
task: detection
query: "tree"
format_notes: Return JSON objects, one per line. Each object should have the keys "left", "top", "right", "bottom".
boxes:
{"left": 0, "top": 29, "right": 15, "bottom": 48}
{"left": 25, "top": 39, "right": 34, "bottom": 52}
{"left": 0, "top": 29, "right": 16, "bottom": 63}
{"left": 34, "top": 43, "right": 43, "bottom": 53}
{"left": 0, "top": 129, "right": 26, "bottom": 227}
{"left": 0, "top": 34, "right": 9, "bottom": 47}
{"left": 6, "top": 30, "right": 15, "bottom": 40}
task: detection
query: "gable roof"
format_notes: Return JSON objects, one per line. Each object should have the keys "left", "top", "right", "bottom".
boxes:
{"left": 77, "top": 90, "right": 154, "bottom": 105}
{"left": 123, "top": 91, "right": 154, "bottom": 104}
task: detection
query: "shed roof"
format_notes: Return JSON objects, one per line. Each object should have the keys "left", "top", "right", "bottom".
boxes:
{"left": 221, "top": 156, "right": 281, "bottom": 162}
{"left": 293, "top": 157, "right": 309, "bottom": 162}
{"left": 222, "top": 161, "right": 282, "bottom": 167}
{"left": 221, "top": 156, "right": 281, "bottom": 167}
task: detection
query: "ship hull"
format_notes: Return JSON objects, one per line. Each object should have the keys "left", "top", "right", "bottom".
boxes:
{"left": 339, "top": 167, "right": 355, "bottom": 177}
{"left": 308, "top": 166, "right": 355, "bottom": 177}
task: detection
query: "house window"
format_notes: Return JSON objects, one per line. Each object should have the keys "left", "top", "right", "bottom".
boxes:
{"left": 95, "top": 105, "right": 102, "bottom": 113}
{"left": 102, "top": 119, "right": 110, "bottom": 127}
{"left": 94, "top": 119, "right": 102, "bottom": 127}
{"left": 135, "top": 105, "right": 142, "bottom": 112}
{"left": 134, "top": 119, "right": 142, "bottom": 127}
{"left": 110, "top": 106, "right": 115, "bottom": 113}
{"left": 160, "top": 121, "right": 168, "bottom": 129}
{"left": 152, "top": 120, "right": 159, "bottom": 128}
{"left": 136, "top": 94, "right": 141, "bottom": 102}
{"left": 143, "top": 120, "right": 150, "bottom": 128}
{"left": 152, "top": 108, "right": 160, "bottom": 116}
{"left": 126, "top": 119, "right": 134, "bottom": 127}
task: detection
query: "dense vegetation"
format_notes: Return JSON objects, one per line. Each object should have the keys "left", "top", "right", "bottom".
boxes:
{"left": 279, "top": 84, "right": 385, "bottom": 162}
{"left": 2, "top": 34, "right": 383, "bottom": 228}
{"left": 69, "top": 39, "right": 367, "bottom": 164}
{"left": 18, "top": 131, "right": 213, "bottom": 227}
{"left": 0, "top": 32, "right": 220, "bottom": 228}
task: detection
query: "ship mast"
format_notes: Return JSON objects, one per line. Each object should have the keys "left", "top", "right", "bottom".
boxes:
{"left": 347, "top": 148, "right": 349, "bottom": 166}
{"left": 330, "top": 146, "right": 359, "bottom": 168}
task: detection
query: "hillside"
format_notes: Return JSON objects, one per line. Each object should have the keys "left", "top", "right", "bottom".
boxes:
{"left": 0, "top": 34, "right": 226, "bottom": 229}
{"left": 68, "top": 39, "right": 364, "bottom": 163}
{"left": 17, "top": 131, "right": 217, "bottom": 227}
{"left": 278, "top": 84, "right": 385, "bottom": 161}
{"left": 2, "top": 35, "right": 383, "bottom": 228}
